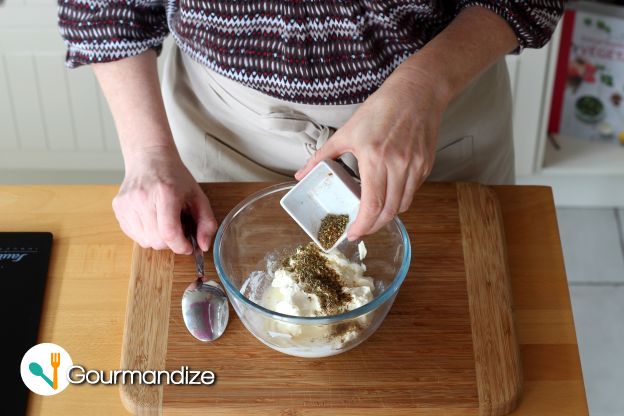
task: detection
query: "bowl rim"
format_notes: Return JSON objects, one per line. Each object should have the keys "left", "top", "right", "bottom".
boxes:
{"left": 213, "top": 182, "right": 412, "bottom": 325}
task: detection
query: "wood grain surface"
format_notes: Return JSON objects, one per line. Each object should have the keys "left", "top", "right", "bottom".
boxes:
{"left": 0, "top": 184, "right": 587, "bottom": 416}
{"left": 457, "top": 184, "right": 522, "bottom": 415}
{"left": 119, "top": 246, "right": 175, "bottom": 415}
{"left": 119, "top": 183, "right": 522, "bottom": 415}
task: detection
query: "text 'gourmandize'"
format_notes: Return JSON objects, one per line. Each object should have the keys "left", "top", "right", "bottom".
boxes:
{"left": 67, "top": 366, "right": 216, "bottom": 386}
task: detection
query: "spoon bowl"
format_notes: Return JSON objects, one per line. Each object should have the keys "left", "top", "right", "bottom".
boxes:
{"left": 29, "top": 362, "right": 43, "bottom": 376}
{"left": 182, "top": 279, "right": 229, "bottom": 341}
{"left": 180, "top": 213, "right": 229, "bottom": 342}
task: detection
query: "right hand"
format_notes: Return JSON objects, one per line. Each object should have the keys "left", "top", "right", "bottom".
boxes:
{"left": 112, "top": 147, "right": 218, "bottom": 254}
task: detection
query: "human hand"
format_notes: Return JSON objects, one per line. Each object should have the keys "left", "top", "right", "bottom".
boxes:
{"left": 295, "top": 68, "right": 449, "bottom": 240}
{"left": 113, "top": 146, "right": 218, "bottom": 254}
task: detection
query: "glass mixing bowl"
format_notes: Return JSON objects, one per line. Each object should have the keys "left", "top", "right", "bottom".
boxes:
{"left": 213, "top": 183, "right": 411, "bottom": 358}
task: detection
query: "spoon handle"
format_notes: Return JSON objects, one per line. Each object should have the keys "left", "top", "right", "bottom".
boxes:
{"left": 181, "top": 212, "right": 205, "bottom": 279}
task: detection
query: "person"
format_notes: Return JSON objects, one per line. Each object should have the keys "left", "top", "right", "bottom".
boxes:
{"left": 58, "top": 1, "right": 564, "bottom": 254}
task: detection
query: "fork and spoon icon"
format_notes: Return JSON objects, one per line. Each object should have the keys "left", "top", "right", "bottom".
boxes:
{"left": 28, "top": 352, "right": 60, "bottom": 389}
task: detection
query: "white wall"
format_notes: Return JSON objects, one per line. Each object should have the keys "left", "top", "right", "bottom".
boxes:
{"left": 0, "top": 0, "right": 123, "bottom": 183}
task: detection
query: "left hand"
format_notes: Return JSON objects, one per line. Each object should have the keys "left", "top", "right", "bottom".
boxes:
{"left": 295, "top": 68, "right": 450, "bottom": 240}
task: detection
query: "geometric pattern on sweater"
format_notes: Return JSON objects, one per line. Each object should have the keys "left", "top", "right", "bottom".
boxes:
{"left": 58, "top": 0, "right": 564, "bottom": 105}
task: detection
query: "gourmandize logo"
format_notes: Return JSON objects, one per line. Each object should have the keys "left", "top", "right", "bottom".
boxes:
{"left": 20, "top": 343, "right": 73, "bottom": 396}
{"left": 21, "top": 343, "right": 217, "bottom": 394}
{"left": 29, "top": 352, "right": 61, "bottom": 390}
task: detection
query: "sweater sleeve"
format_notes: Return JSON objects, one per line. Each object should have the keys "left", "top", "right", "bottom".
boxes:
{"left": 456, "top": 1, "right": 565, "bottom": 51}
{"left": 57, "top": 0, "right": 169, "bottom": 68}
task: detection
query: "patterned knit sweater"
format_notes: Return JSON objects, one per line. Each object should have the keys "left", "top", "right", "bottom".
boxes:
{"left": 57, "top": 0, "right": 564, "bottom": 105}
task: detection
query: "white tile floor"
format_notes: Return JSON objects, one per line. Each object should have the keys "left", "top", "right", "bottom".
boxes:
{"left": 557, "top": 208, "right": 624, "bottom": 416}
{"left": 557, "top": 209, "right": 624, "bottom": 284}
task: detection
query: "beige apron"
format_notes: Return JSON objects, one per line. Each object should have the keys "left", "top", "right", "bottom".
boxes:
{"left": 162, "top": 46, "right": 514, "bottom": 184}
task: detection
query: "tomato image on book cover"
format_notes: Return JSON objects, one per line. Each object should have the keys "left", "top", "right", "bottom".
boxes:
{"left": 549, "top": 8, "right": 624, "bottom": 145}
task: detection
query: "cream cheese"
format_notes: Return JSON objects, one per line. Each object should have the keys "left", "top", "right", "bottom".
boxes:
{"left": 241, "top": 243, "right": 375, "bottom": 355}
{"left": 261, "top": 244, "right": 374, "bottom": 319}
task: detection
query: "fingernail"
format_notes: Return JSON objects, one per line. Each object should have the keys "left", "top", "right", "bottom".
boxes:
{"left": 347, "top": 234, "right": 358, "bottom": 242}
{"left": 201, "top": 235, "right": 212, "bottom": 252}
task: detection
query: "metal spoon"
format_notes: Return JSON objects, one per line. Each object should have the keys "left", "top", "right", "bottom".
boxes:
{"left": 181, "top": 213, "right": 229, "bottom": 342}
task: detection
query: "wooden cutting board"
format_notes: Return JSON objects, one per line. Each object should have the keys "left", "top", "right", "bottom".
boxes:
{"left": 120, "top": 182, "right": 521, "bottom": 416}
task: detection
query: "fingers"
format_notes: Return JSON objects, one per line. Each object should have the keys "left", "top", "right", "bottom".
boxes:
{"left": 399, "top": 144, "right": 432, "bottom": 213}
{"left": 190, "top": 190, "right": 218, "bottom": 252}
{"left": 113, "top": 194, "right": 146, "bottom": 247}
{"left": 347, "top": 158, "right": 386, "bottom": 241}
{"left": 117, "top": 211, "right": 145, "bottom": 247}
{"left": 346, "top": 151, "right": 428, "bottom": 239}
{"left": 156, "top": 185, "right": 192, "bottom": 255}
{"left": 116, "top": 215, "right": 135, "bottom": 244}
{"left": 113, "top": 181, "right": 218, "bottom": 254}
{"left": 114, "top": 188, "right": 168, "bottom": 250}
{"left": 295, "top": 132, "right": 348, "bottom": 180}
{"left": 399, "top": 168, "right": 422, "bottom": 214}
{"left": 142, "top": 206, "right": 169, "bottom": 251}
{"left": 368, "top": 162, "right": 408, "bottom": 234}
{"left": 117, "top": 207, "right": 150, "bottom": 249}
